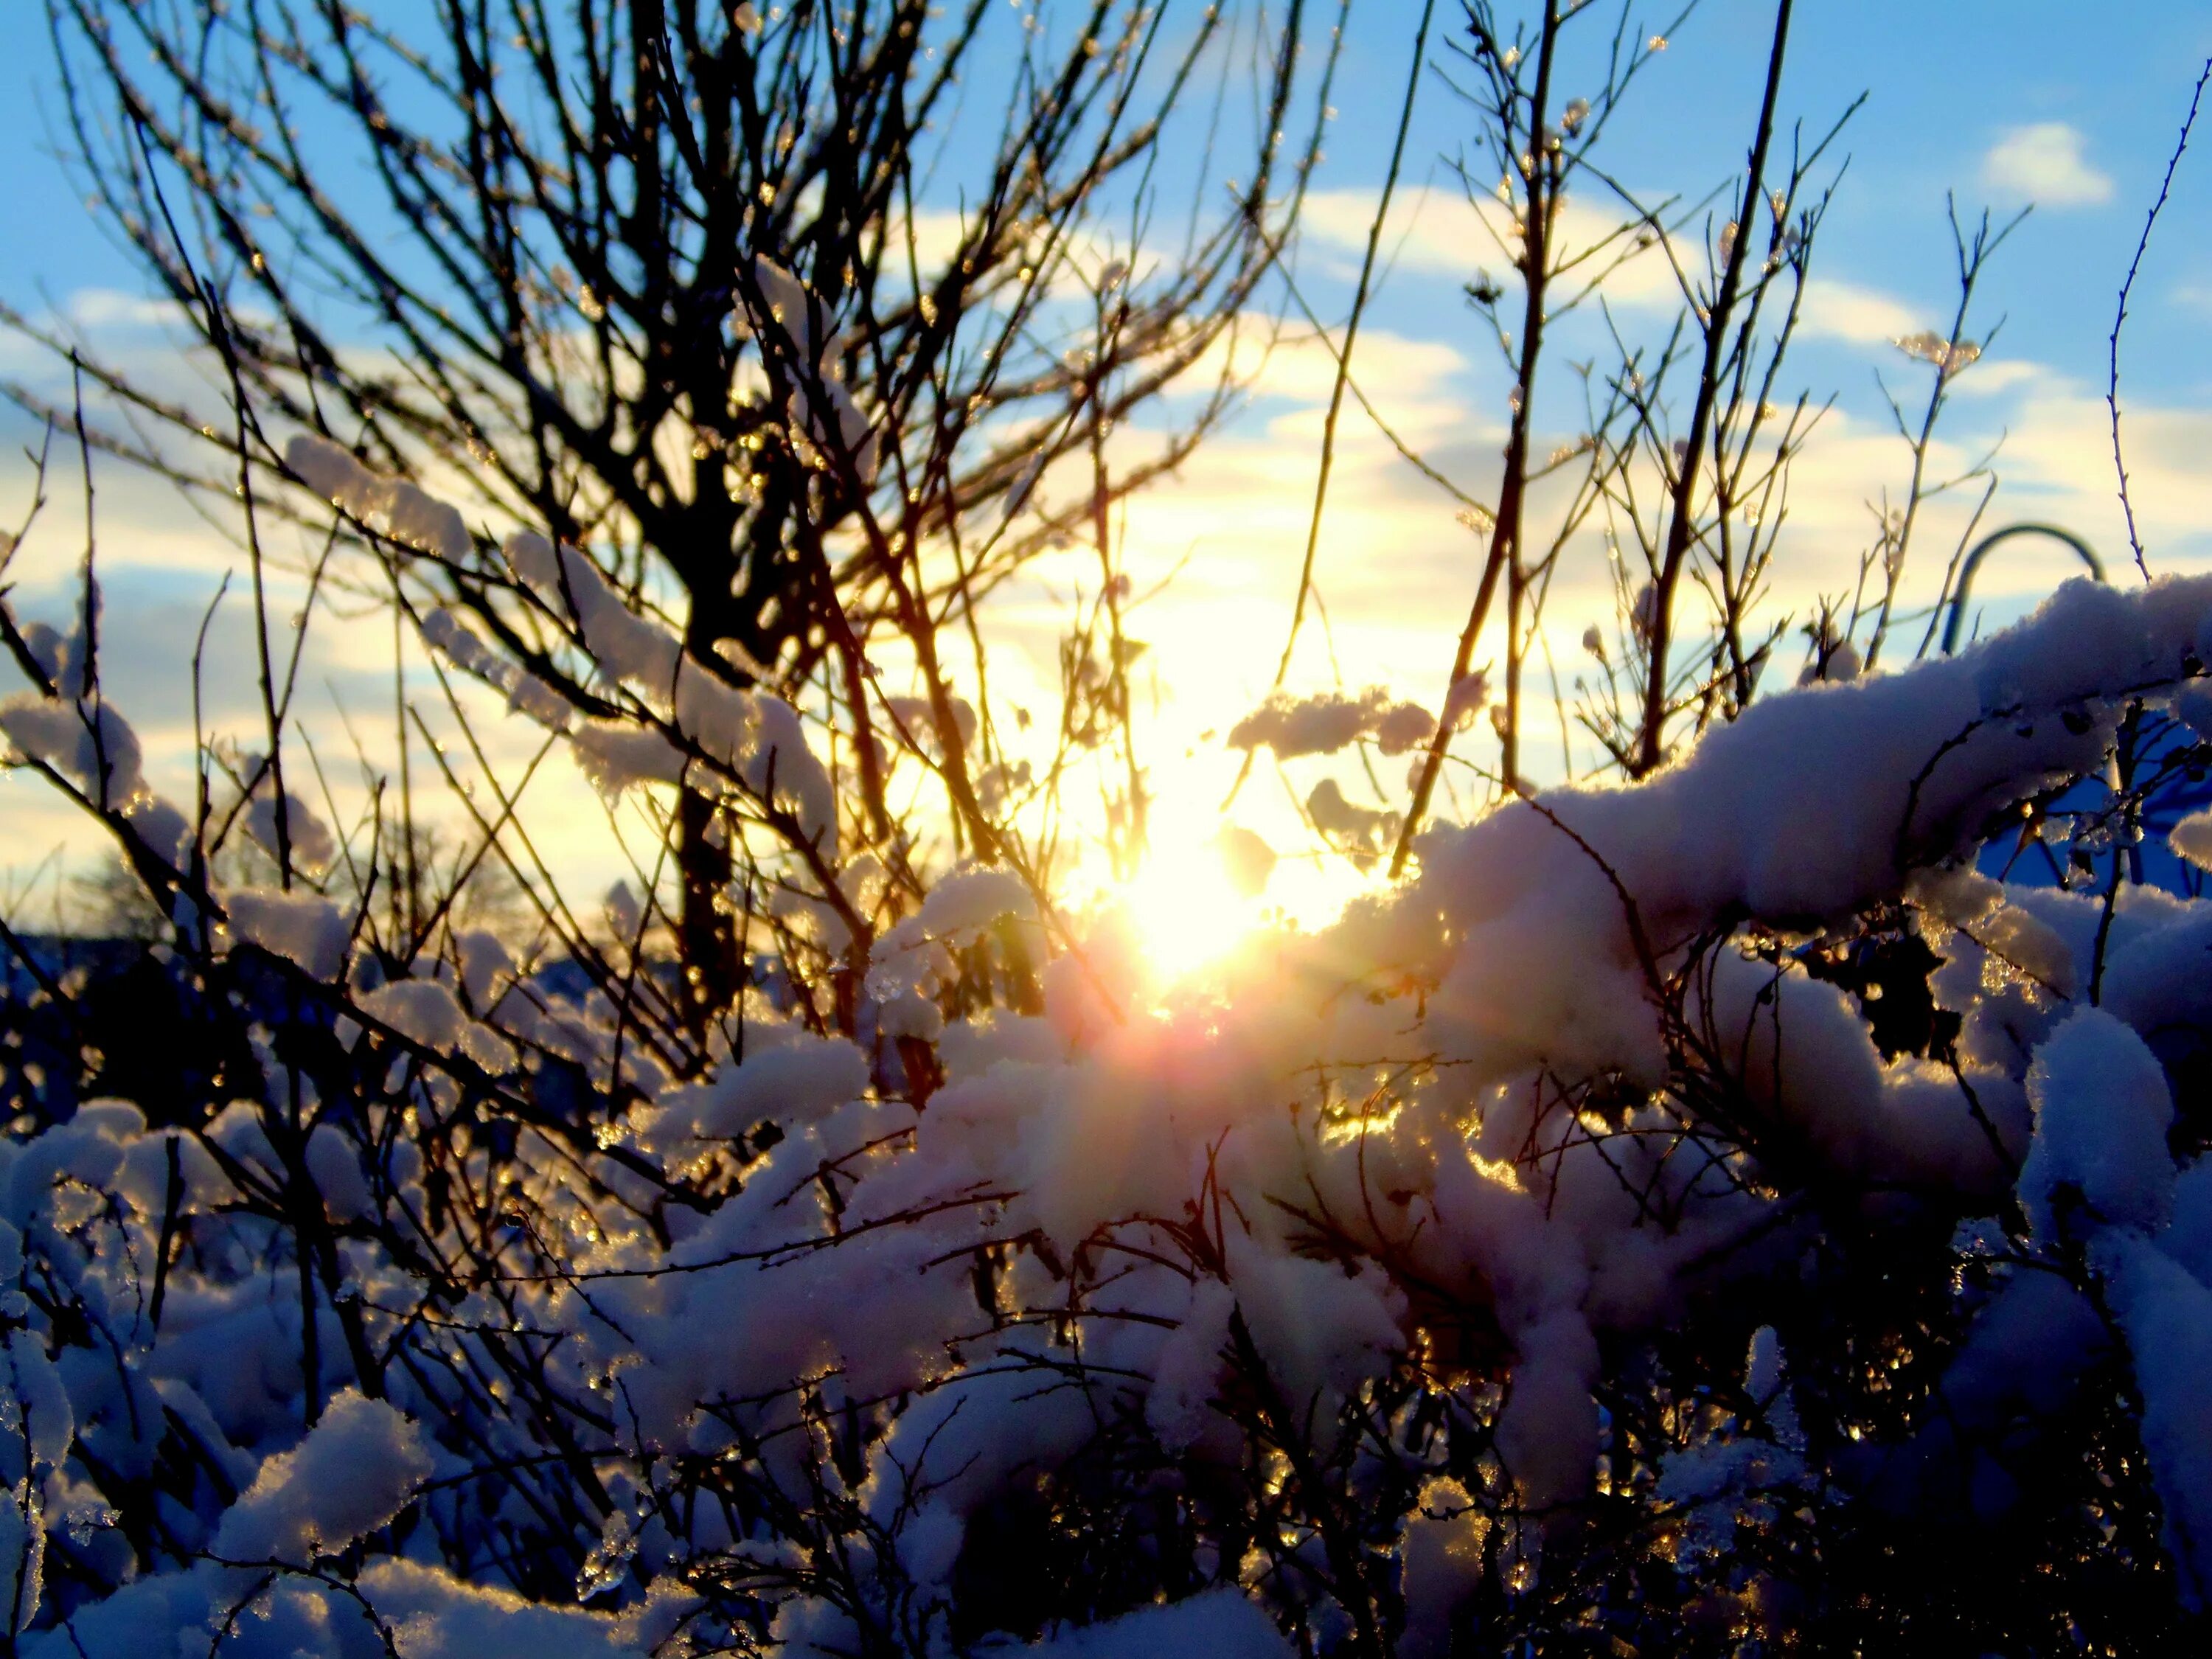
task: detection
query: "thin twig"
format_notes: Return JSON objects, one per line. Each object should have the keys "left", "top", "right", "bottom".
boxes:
{"left": 1226, "top": 0, "right": 1436, "bottom": 811}
{"left": 2110, "top": 56, "right": 2211, "bottom": 581}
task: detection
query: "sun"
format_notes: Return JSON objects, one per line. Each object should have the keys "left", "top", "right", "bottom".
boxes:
{"left": 1114, "top": 830, "right": 1271, "bottom": 985}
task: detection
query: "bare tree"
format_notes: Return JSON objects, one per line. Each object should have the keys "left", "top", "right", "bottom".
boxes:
{"left": 1310, "top": 0, "right": 1865, "bottom": 874}
{"left": 10, "top": 0, "right": 1335, "bottom": 1023}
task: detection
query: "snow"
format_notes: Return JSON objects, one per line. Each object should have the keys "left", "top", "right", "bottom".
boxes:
{"left": 455, "top": 928, "right": 515, "bottom": 1008}
{"left": 1225, "top": 1240, "right": 1406, "bottom": 1420}
{"left": 116, "top": 1127, "right": 229, "bottom": 1217}
{"left": 1, "top": 1328, "right": 74, "bottom": 1476}
{"left": 305, "top": 465, "right": 844, "bottom": 858}
{"left": 422, "top": 606, "right": 577, "bottom": 733}
{"left": 699, "top": 682, "right": 838, "bottom": 849}
{"left": 746, "top": 255, "right": 825, "bottom": 358}
{"left": 742, "top": 257, "right": 882, "bottom": 485}
{"left": 1495, "top": 1309, "right": 1601, "bottom": 1508}
{"left": 2096, "top": 1234, "right": 2212, "bottom": 1610}
{"left": 13, "top": 571, "right": 2212, "bottom": 1645}
{"left": 211, "top": 1389, "right": 431, "bottom": 1564}
{"left": 1230, "top": 686, "right": 1436, "bottom": 757}
{"left": 284, "top": 433, "right": 378, "bottom": 507}
{"left": 506, "top": 532, "right": 682, "bottom": 697}
{"left": 225, "top": 888, "right": 351, "bottom": 981}
{"left": 2163, "top": 1158, "right": 2212, "bottom": 1286}
{"left": 0, "top": 575, "right": 150, "bottom": 813}
{"left": 2173, "top": 807, "right": 2212, "bottom": 870}
{"left": 285, "top": 435, "right": 471, "bottom": 560}
{"left": 0, "top": 693, "right": 145, "bottom": 807}
{"left": 1398, "top": 1478, "right": 1487, "bottom": 1659}
{"left": 568, "top": 718, "right": 686, "bottom": 796}
{"left": 243, "top": 783, "right": 338, "bottom": 875}
{"left": 2020, "top": 1007, "right": 2174, "bottom": 1239}
{"left": 1217, "top": 824, "right": 1277, "bottom": 897}
{"left": 303, "top": 1125, "right": 375, "bottom": 1222}
{"left": 645, "top": 1033, "right": 869, "bottom": 1145}
{"left": 352, "top": 1558, "right": 655, "bottom": 1657}
{"left": 1013, "top": 1589, "right": 1296, "bottom": 1658}
{"left": 1939, "top": 1270, "right": 2109, "bottom": 1433}
{"left": 916, "top": 865, "right": 1034, "bottom": 937}
{"left": 1306, "top": 776, "right": 1397, "bottom": 856}
{"left": 355, "top": 978, "right": 469, "bottom": 1053}
{"left": 1441, "top": 668, "right": 1489, "bottom": 731}
{"left": 27, "top": 1540, "right": 652, "bottom": 1658}
{"left": 1144, "top": 1277, "right": 1234, "bottom": 1452}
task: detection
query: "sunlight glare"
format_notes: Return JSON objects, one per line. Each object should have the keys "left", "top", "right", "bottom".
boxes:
{"left": 1116, "top": 832, "right": 1265, "bottom": 984}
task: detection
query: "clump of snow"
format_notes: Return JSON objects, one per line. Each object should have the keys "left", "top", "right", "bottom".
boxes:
{"left": 422, "top": 606, "right": 577, "bottom": 733}
{"left": 0, "top": 1327, "right": 72, "bottom": 1631}
{"left": 506, "top": 532, "right": 682, "bottom": 697}
{"left": 2096, "top": 1234, "right": 2212, "bottom": 1610}
{"left": 644, "top": 1032, "right": 869, "bottom": 1147}
{"left": 568, "top": 719, "right": 686, "bottom": 797}
{"left": 356, "top": 978, "right": 468, "bottom": 1053}
{"left": 1231, "top": 686, "right": 1436, "bottom": 757}
{"left": 1217, "top": 824, "right": 1277, "bottom": 897}
{"left": 355, "top": 1558, "right": 655, "bottom": 1657}
{"left": 1307, "top": 776, "right": 1398, "bottom": 860}
{"left": 212, "top": 1389, "right": 431, "bottom": 1564}
{"left": 1441, "top": 668, "right": 1489, "bottom": 730}
{"left": 2164, "top": 1158, "right": 2212, "bottom": 1285}
{"left": 225, "top": 888, "right": 351, "bottom": 981}
{"left": 678, "top": 678, "right": 837, "bottom": 849}
{"left": 2171, "top": 807, "right": 2212, "bottom": 871}
{"left": 743, "top": 257, "right": 881, "bottom": 484}
{"left": 241, "top": 785, "right": 337, "bottom": 874}
{"left": 1398, "top": 1478, "right": 1488, "bottom": 1659}
{"left": 1012, "top": 1588, "right": 1296, "bottom": 1657}
{"left": 2020, "top": 1007, "right": 2174, "bottom": 1240}
{"left": 455, "top": 928, "right": 515, "bottom": 1008}
{"left": 916, "top": 865, "right": 1034, "bottom": 937}
{"left": 1495, "top": 1309, "right": 1600, "bottom": 1507}
{"left": 1144, "top": 1278, "right": 1234, "bottom": 1452}
{"left": 303, "top": 1125, "right": 375, "bottom": 1221}
{"left": 285, "top": 435, "right": 470, "bottom": 560}
{"left": 0, "top": 694, "right": 145, "bottom": 807}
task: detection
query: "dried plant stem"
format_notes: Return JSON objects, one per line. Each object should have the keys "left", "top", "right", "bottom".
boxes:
{"left": 2110, "top": 55, "right": 2211, "bottom": 581}
{"left": 1392, "top": 1, "right": 1568, "bottom": 875}
{"left": 1228, "top": 0, "right": 1437, "bottom": 813}
{"left": 1634, "top": 0, "right": 1794, "bottom": 776}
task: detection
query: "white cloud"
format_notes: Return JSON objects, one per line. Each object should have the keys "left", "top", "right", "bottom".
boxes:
{"left": 887, "top": 207, "right": 978, "bottom": 279}
{"left": 63, "top": 289, "right": 184, "bottom": 331}
{"left": 1941, "top": 356, "right": 2042, "bottom": 398}
{"left": 1183, "top": 312, "right": 1474, "bottom": 435}
{"left": 1795, "top": 279, "right": 1924, "bottom": 347}
{"left": 1980, "top": 123, "right": 2112, "bottom": 209}
{"left": 1302, "top": 185, "right": 1685, "bottom": 310}
{"left": 18, "top": 219, "right": 2212, "bottom": 929}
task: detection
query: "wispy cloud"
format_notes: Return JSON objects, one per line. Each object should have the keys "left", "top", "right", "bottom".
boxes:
{"left": 1980, "top": 122, "right": 2112, "bottom": 208}
{"left": 1795, "top": 279, "right": 1924, "bottom": 346}
{"left": 1301, "top": 186, "right": 1686, "bottom": 310}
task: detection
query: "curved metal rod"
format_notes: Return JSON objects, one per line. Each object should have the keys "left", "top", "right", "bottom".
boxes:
{"left": 1940, "top": 522, "right": 2106, "bottom": 655}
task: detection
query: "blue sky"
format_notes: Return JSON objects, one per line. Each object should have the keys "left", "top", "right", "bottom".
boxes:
{"left": 2, "top": 1, "right": 2210, "bottom": 925}
{"left": 1306, "top": 1, "right": 2212, "bottom": 398}
{"left": 8, "top": 4, "right": 2207, "bottom": 402}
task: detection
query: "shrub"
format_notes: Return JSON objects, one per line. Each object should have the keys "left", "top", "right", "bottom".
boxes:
{"left": 5, "top": 550, "right": 2212, "bottom": 1653}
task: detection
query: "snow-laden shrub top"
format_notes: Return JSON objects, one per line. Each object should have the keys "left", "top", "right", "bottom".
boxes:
{"left": 7, "top": 573, "right": 2212, "bottom": 1653}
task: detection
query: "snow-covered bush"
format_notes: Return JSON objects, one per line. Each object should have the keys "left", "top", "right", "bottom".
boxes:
{"left": 6, "top": 558, "right": 2212, "bottom": 1655}
{"left": 7, "top": 4, "right": 2211, "bottom": 1651}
